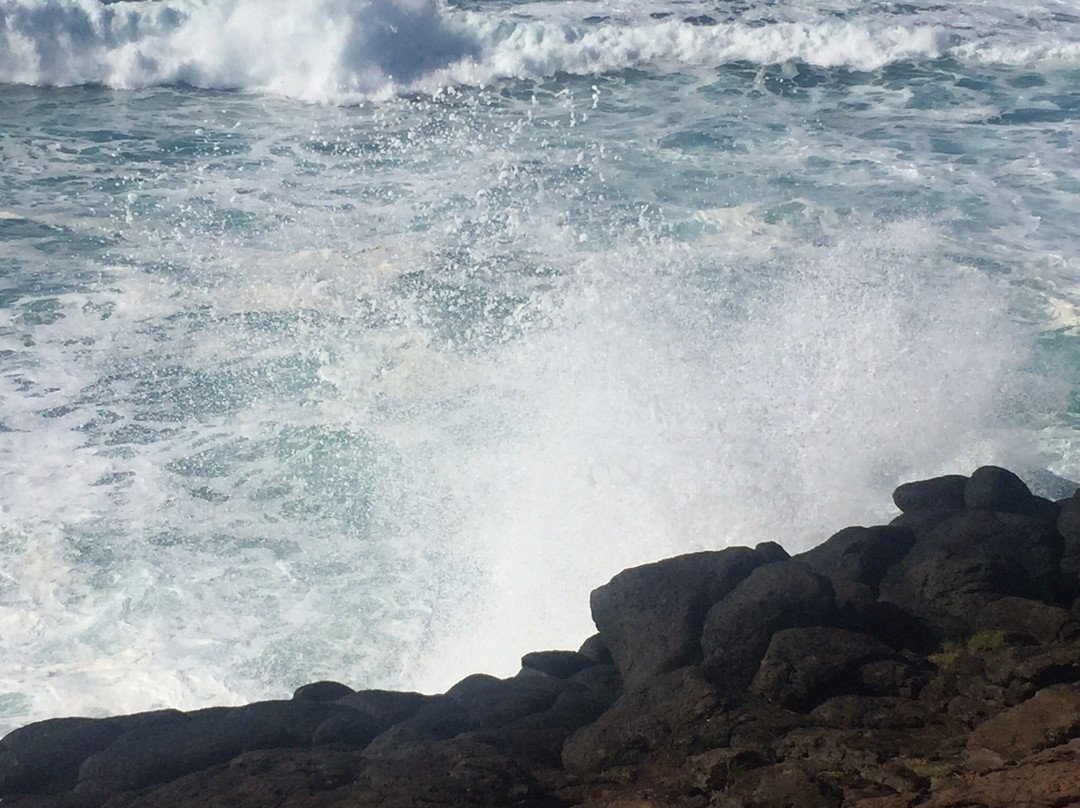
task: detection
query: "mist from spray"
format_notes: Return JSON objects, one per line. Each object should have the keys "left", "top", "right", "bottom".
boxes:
{"left": 390, "top": 217, "right": 1060, "bottom": 688}
{"left": 0, "top": 205, "right": 1062, "bottom": 730}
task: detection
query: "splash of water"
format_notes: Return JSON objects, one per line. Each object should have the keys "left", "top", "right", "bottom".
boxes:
{"left": 2, "top": 0, "right": 1078, "bottom": 101}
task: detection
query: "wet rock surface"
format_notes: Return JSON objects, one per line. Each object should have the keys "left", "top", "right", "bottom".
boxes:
{"left": 5, "top": 465, "right": 1080, "bottom": 808}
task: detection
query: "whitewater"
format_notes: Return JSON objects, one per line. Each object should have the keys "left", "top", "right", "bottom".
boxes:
{"left": 1, "top": 0, "right": 1079, "bottom": 735}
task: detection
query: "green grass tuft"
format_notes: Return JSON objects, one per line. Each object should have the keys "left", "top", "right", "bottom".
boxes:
{"left": 928, "top": 630, "right": 1006, "bottom": 668}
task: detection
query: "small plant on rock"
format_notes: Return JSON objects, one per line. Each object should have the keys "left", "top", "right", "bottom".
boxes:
{"left": 928, "top": 630, "right": 1006, "bottom": 668}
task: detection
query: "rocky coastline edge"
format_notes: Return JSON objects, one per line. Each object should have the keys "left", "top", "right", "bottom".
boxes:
{"left": 4, "top": 465, "right": 1080, "bottom": 808}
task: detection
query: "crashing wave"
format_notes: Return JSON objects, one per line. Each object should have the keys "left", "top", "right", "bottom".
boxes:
{"left": 2, "top": 0, "right": 1073, "bottom": 102}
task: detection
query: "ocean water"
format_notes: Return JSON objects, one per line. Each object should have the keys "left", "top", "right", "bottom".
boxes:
{"left": 1, "top": 0, "right": 1079, "bottom": 735}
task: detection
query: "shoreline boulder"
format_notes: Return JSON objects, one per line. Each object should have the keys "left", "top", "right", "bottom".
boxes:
{"left": 590, "top": 546, "right": 777, "bottom": 691}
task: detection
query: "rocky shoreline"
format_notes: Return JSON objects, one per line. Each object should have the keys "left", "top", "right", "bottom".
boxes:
{"left": 4, "top": 465, "right": 1080, "bottom": 807}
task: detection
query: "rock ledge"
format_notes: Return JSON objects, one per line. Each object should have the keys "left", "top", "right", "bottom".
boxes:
{"left": 4, "top": 465, "right": 1080, "bottom": 808}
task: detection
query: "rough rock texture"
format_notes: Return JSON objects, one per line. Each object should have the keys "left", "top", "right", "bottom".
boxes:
{"left": 701, "top": 560, "right": 840, "bottom": 692}
{"left": 5, "top": 466, "right": 1080, "bottom": 808}
{"left": 1059, "top": 489, "right": 1080, "bottom": 578}
{"left": 967, "top": 683, "right": 1080, "bottom": 765}
{"left": 749, "top": 626, "right": 909, "bottom": 710}
{"left": 522, "top": 651, "right": 597, "bottom": 679}
{"left": 590, "top": 547, "right": 771, "bottom": 691}
{"left": 922, "top": 738, "right": 1080, "bottom": 808}
{"left": 964, "top": 465, "right": 1037, "bottom": 514}
{"left": 893, "top": 474, "right": 967, "bottom": 514}
{"left": 796, "top": 525, "right": 915, "bottom": 593}
{"left": 878, "top": 509, "right": 1073, "bottom": 640}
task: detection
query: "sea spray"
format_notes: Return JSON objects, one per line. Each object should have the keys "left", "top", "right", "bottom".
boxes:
{"left": 407, "top": 219, "right": 1060, "bottom": 687}
{"left": 1, "top": 205, "right": 1058, "bottom": 730}
{"left": 1, "top": 0, "right": 1078, "bottom": 736}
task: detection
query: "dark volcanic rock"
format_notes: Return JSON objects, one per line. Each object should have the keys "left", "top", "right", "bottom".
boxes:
{"left": 1008, "top": 642, "right": 1080, "bottom": 690}
{"left": 571, "top": 667, "right": 621, "bottom": 709}
{"left": 362, "top": 674, "right": 570, "bottom": 761}
{"left": 101, "top": 738, "right": 545, "bottom": 808}
{"left": 972, "top": 596, "right": 1074, "bottom": 643}
{"left": 576, "top": 632, "right": 614, "bottom": 665}
{"left": 879, "top": 510, "right": 1071, "bottom": 639}
{"left": 967, "top": 683, "right": 1080, "bottom": 765}
{"left": 1033, "top": 497, "right": 1064, "bottom": 528}
{"left": 444, "top": 673, "right": 566, "bottom": 731}
{"left": 361, "top": 697, "right": 473, "bottom": 758}
{"left": 85, "top": 747, "right": 371, "bottom": 808}
{"left": 561, "top": 666, "right": 724, "bottom": 773}
{"left": 474, "top": 683, "right": 618, "bottom": 768}
{"left": 701, "top": 560, "right": 840, "bottom": 693}
{"left": 754, "top": 540, "right": 790, "bottom": 563}
{"left": 71, "top": 700, "right": 350, "bottom": 801}
{"left": 1059, "top": 489, "right": 1080, "bottom": 578}
{"left": 333, "top": 689, "right": 428, "bottom": 729}
{"left": 964, "top": 465, "right": 1036, "bottom": 514}
{"left": 510, "top": 682, "right": 613, "bottom": 733}
{"left": 568, "top": 662, "right": 622, "bottom": 697}
{"left": 890, "top": 507, "right": 963, "bottom": 543}
{"left": 590, "top": 546, "right": 769, "bottom": 691}
{"left": 292, "top": 680, "right": 355, "bottom": 702}
{"left": 310, "top": 711, "right": 383, "bottom": 746}
{"left": 750, "top": 627, "right": 902, "bottom": 711}
{"left": 810, "top": 694, "right": 931, "bottom": 729}
{"left": 893, "top": 474, "right": 968, "bottom": 513}
{"left": 520, "top": 650, "right": 595, "bottom": 679}
{"left": 710, "top": 762, "right": 843, "bottom": 808}
{"left": 827, "top": 579, "right": 937, "bottom": 652}
{"left": 364, "top": 735, "right": 544, "bottom": 808}
{"left": 0, "top": 710, "right": 182, "bottom": 795}
{"left": 797, "top": 524, "right": 915, "bottom": 593}
{"left": 923, "top": 738, "right": 1080, "bottom": 808}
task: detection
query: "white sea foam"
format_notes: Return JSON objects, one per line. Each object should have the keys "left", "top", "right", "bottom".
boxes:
{"left": 2, "top": 0, "right": 1078, "bottom": 735}
{"left": 405, "top": 218, "right": 1061, "bottom": 687}
{"left": 1, "top": 212, "right": 1061, "bottom": 731}
{"left": 954, "top": 40, "right": 1080, "bottom": 68}
{"left": 1, "top": 0, "right": 1077, "bottom": 101}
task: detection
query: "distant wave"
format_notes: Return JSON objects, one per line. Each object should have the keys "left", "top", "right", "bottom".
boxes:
{"left": 0, "top": 0, "right": 483, "bottom": 99}
{"left": 0, "top": 0, "right": 1076, "bottom": 101}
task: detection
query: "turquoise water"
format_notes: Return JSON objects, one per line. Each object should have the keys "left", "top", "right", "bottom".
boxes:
{"left": 1, "top": 0, "right": 1080, "bottom": 734}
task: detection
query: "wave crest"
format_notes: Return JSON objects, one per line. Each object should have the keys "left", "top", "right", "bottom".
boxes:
{"left": 0, "top": 0, "right": 1075, "bottom": 102}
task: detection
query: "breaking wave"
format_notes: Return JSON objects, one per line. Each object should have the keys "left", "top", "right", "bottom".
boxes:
{"left": 1, "top": 0, "right": 1075, "bottom": 102}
